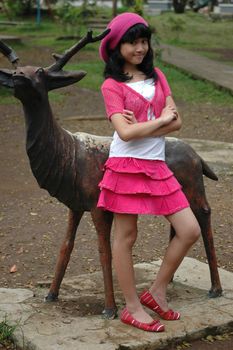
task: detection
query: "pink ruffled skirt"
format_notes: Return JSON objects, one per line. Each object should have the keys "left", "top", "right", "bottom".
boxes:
{"left": 97, "top": 157, "right": 189, "bottom": 215}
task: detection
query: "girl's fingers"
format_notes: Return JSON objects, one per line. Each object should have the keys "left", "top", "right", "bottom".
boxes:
{"left": 123, "top": 114, "right": 133, "bottom": 120}
{"left": 163, "top": 106, "right": 178, "bottom": 119}
{"left": 123, "top": 115, "right": 133, "bottom": 124}
{"left": 123, "top": 109, "right": 134, "bottom": 115}
{"left": 122, "top": 109, "right": 137, "bottom": 124}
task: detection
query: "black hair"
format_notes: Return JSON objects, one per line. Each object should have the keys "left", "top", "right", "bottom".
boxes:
{"left": 104, "top": 23, "right": 157, "bottom": 82}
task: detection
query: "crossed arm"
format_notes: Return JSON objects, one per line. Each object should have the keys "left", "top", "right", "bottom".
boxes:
{"left": 111, "top": 96, "right": 181, "bottom": 142}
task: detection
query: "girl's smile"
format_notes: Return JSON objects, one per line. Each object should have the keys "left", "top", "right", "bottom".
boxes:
{"left": 120, "top": 38, "right": 149, "bottom": 68}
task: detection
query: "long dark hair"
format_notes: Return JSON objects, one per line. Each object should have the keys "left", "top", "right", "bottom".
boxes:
{"left": 104, "top": 23, "right": 157, "bottom": 82}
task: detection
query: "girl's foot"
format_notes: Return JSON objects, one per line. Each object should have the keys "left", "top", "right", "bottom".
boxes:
{"left": 120, "top": 308, "right": 165, "bottom": 332}
{"left": 128, "top": 306, "right": 154, "bottom": 324}
{"left": 139, "top": 290, "right": 180, "bottom": 320}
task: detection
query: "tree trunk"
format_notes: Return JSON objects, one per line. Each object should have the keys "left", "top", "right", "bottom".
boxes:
{"left": 44, "top": 0, "right": 55, "bottom": 19}
{"left": 173, "top": 0, "right": 187, "bottom": 13}
{"left": 112, "top": 0, "right": 117, "bottom": 18}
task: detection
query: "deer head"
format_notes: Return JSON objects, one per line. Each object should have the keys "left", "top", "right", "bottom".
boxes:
{"left": 0, "top": 29, "right": 110, "bottom": 104}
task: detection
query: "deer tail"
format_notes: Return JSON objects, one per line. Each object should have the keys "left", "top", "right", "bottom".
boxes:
{"left": 201, "top": 158, "right": 218, "bottom": 181}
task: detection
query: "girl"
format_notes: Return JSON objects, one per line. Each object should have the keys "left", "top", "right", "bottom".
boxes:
{"left": 97, "top": 12, "right": 200, "bottom": 332}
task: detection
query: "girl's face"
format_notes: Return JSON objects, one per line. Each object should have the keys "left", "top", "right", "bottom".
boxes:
{"left": 120, "top": 37, "right": 149, "bottom": 67}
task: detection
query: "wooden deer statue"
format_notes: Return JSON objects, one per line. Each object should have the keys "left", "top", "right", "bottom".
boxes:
{"left": 0, "top": 32, "right": 222, "bottom": 319}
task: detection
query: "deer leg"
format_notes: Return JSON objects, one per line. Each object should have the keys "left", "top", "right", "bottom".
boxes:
{"left": 195, "top": 205, "right": 222, "bottom": 298}
{"left": 91, "top": 208, "right": 117, "bottom": 319}
{"left": 45, "top": 209, "right": 83, "bottom": 301}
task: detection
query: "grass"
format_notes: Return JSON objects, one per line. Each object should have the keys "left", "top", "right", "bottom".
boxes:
{"left": 157, "top": 61, "right": 233, "bottom": 105}
{"left": 0, "top": 86, "right": 65, "bottom": 105}
{"left": 0, "top": 316, "right": 19, "bottom": 347}
{"left": 67, "top": 57, "right": 233, "bottom": 106}
{"left": 1, "top": 10, "right": 232, "bottom": 51}
{"left": 149, "top": 11, "right": 233, "bottom": 49}
{"left": 0, "top": 10, "right": 232, "bottom": 106}
{"left": 1, "top": 55, "right": 232, "bottom": 107}
{"left": 148, "top": 11, "right": 233, "bottom": 65}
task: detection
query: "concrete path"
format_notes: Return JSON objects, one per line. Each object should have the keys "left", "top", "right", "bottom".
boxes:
{"left": 161, "top": 44, "right": 233, "bottom": 95}
{"left": 182, "top": 138, "right": 233, "bottom": 173}
{"left": 0, "top": 257, "right": 233, "bottom": 350}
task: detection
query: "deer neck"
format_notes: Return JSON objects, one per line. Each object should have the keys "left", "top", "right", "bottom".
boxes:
{"left": 21, "top": 93, "right": 78, "bottom": 207}
{"left": 22, "top": 96, "right": 60, "bottom": 150}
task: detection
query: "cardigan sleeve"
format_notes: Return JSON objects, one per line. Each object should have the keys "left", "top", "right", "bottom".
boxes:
{"left": 101, "top": 79, "right": 125, "bottom": 120}
{"left": 155, "top": 68, "right": 172, "bottom": 97}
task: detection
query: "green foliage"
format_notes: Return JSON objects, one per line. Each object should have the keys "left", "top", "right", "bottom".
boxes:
{"left": 152, "top": 12, "right": 233, "bottom": 50}
{"left": 56, "top": 1, "right": 95, "bottom": 37}
{"left": 134, "top": 0, "right": 144, "bottom": 15}
{"left": 168, "top": 16, "right": 186, "bottom": 40}
{"left": 119, "top": 0, "right": 144, "bottom": 14}
{"left": 0, "top": 316, "right": 19, "bottom": 344}
{"left": 4, "top": 0, "right": 34, "bottom": 18}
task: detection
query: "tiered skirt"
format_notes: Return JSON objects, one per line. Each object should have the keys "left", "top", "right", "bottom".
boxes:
{"left": 97, "top": 157, "right": 189, "bottom": 216}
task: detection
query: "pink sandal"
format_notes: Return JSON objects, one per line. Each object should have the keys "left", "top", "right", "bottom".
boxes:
{"left": 120, "top": 308, "right": 165, "bottom": 332}
{"left": 140, "top": 290, "right": 180, "bottom": 320}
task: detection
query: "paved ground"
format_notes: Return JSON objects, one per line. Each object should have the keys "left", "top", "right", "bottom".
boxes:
{"left": 0, "top": 257, "right": 233, "bottom": 350}
{"left": 161, "top": 44, "right": 233, "bottom": 95}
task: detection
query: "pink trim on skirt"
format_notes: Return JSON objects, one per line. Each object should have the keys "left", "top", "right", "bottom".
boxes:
{"left": 97, "top": 157, "right": 189, "bottom": 215}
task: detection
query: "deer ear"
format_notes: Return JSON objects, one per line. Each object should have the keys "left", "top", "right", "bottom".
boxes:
{"left": 0, "top": 68, "right": 14, "bottom": 88}
{"left": 47, "top": 70, "right": 86, "bottom": 91}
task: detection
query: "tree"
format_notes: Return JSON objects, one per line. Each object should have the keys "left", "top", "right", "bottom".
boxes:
{"left": 173, "top": 0, "right": 187, "bottom": 13}
{"left": 112, "top": 0, "right": 117, "bottom": 17}
{"left": 4, "top": 0, "right": 34, "bottom": 17}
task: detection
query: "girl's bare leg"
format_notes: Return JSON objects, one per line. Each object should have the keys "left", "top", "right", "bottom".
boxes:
{"left": 150, "top": 207, "right": 201, "bottom": 310}
{"left": 113, "top": 213, "right": 154, "bottom": 323}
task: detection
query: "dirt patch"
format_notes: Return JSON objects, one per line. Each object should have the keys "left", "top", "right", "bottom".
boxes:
{"left": 164, "top": 332, "right": 233, "bottom": 350}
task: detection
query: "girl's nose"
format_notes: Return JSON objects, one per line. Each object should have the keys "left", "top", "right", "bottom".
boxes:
{"left": 135, "top": 44, "right": 144, "bottom": 52}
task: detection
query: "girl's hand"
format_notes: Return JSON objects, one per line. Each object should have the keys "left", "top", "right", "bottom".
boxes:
{"left": 122, "top": 109, "right": 137, "bottom": 124}
{"left": 160, "top": 105, "right": 178, "bottom": 126}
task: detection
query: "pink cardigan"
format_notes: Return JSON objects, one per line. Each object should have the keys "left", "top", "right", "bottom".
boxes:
{"left": 101, "top": 68, "right": 171, "bottom": 122}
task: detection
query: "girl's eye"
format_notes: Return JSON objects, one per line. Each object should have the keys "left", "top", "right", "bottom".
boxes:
{"left": 128, "top": 39, "right": 148, "bottom": 45}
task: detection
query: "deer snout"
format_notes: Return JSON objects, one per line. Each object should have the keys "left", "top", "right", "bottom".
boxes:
{"left": 13, "top": 70, "right": 25, "bottom": 76}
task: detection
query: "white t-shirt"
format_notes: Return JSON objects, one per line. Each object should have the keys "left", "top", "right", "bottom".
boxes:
{"left": 109, "top": 79, "right": 165, "bottom": 160}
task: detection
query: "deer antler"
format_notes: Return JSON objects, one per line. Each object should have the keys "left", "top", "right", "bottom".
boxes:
{"left": 47, "top": 29, "right": 110, "bottom": 72}
{"left": 0, "top": 41, "right": 19, "bottom": 68}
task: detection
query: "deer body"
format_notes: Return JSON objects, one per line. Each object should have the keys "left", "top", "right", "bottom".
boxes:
{"left": 0, "top": 35, "right": 222, "bottom": 319}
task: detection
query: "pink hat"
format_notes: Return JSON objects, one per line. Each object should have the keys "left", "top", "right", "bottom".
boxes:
{"left": 99, "top": 12, "right": 148, "bottom": 62}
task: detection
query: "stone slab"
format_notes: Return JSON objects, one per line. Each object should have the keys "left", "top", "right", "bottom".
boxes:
{"left": 0, "top": 257, "right": 233, "bottom": 349}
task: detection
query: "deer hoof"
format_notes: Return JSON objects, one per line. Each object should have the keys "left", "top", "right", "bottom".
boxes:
{"left": 44, "top": 292, "right": 59, "bottom": 302}
{"left": 102, "top": 307, "right": 118, "bottom": 320}
{"left": 208, "top": 287, "right": 222, "bottom": 298}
